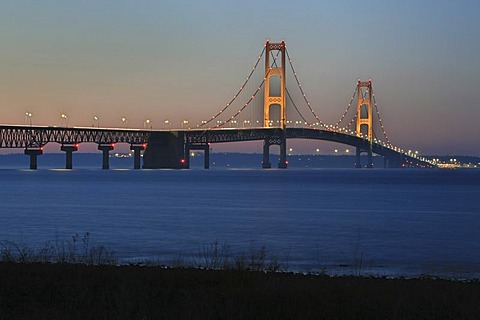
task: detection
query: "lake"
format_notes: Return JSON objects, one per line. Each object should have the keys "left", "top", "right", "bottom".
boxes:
{"left": 0, "top": 166, "right": 479, "bottom": 279}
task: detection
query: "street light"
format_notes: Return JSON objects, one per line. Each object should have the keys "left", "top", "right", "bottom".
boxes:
{"left": 164, "top": 119, "right": 171, "bottom": 130}
{"left": 93, "top": 116, "right": 99, "bottom": 128}
{"left": 25, "top": 112, "right": 33, "bottom": 126}
{"left": 144, "top": 119, "right": 152, "bottom": 130}
{"left": 182, "top": 120, "right": 189, "bottom": 129}
{"left": 61, "top": 113, "right": 68, "bottom": 127}
{"left": 121, "top": 117, "right": 128, "bottom": 128}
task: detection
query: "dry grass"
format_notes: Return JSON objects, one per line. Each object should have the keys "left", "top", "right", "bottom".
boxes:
{"left": 0, "top": 262, "right": 479, "bottom": 320}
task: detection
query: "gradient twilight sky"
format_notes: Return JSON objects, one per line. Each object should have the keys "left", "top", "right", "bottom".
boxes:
{"left": 1, "top": 0, "right": 479, "bottom": 155}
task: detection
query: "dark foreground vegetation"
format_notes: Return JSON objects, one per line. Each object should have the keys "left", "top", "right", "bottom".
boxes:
{"left": 1, "top": 237, "right": 479, "bottom": 319}
{"left": 0, "top": 262, "right": 479, "bottom": 320}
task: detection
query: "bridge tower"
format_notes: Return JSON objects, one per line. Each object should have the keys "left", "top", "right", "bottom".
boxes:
{"left": 355, "top": 79, "right": 373, "bottom": 168}
{"left": 262, "top": 40, "right": 287, "bottom": 169}
{"left": 263, "top": 40, "right": 286, "bottom": 129}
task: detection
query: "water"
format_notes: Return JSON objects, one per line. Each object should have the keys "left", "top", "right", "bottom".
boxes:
{"left": 1, "top": 167, "right": 479, "bottom": 279}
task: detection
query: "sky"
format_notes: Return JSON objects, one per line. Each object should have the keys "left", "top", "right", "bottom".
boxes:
{"left": 1, "top": 0, "right": 479, "bottom": 156}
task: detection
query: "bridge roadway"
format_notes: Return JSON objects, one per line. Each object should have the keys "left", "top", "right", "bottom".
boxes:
{"left": 0, "top": 125, "right": 433, "bottom": 169}
{"left": 182, "top": 127, "right": 433, "bottom": 169}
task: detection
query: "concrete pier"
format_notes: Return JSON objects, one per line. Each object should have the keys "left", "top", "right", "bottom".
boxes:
{"left": 24, "top": 148, "right": 43, "bottom": 170}
{"left": 355, "top": 146, "right": 373, "bottom": 168}
{"left": 278, "top": 136, "right": 288, "bottom": 169}
{"left": 60, "top": 144, "right": 78, "bottom": 169}
{"left": 143, "top": 132, "right": 186, "bottom": 169}
{"left": 130, "top": 144, "right": 145, "bottom": 169}
{"left": 98, "top": 144, "right": 114, "bottom": 169}
{"left": 262, "top": 140, "right": 272, "bottom": 169}
{"left": 262, "top": 131, "right": 287, "bottom": 169}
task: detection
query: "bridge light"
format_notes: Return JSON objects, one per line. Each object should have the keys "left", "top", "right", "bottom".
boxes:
{"left": 121, "top": 117, "right": 128, "bottom": 128}
{"left": 25, "top": 112, "right": 33, "bottom": 126}
{"left": 93, "top": 116, "right": 99, "bottom": 128}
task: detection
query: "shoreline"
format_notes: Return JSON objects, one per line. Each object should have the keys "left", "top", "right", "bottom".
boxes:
{"left": 3, "top": 236, "right": 479, "bottom": 281}
{"left": 2, "top": 235, "right": 480, "bottom": 281}
{"left": 1, "top": 261, "right": 480, "bottom": 319}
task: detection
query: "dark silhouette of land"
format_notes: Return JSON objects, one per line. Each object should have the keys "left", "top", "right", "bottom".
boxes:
{"left": 1, "top": 262, "right": 479, "bottom": 320}
{"left": 2, "top": 152, "right": 477, "bottom": 169}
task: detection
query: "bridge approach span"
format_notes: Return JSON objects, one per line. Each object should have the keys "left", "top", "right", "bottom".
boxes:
{"left": 0, "top": 125, "right": 149, "bottom": 148}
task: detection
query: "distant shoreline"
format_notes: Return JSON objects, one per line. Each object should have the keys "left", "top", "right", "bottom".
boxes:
{"left": 1, "top": 152, "right": 478, "bottom": 169}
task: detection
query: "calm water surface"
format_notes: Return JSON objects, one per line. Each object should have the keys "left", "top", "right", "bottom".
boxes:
{"left": 1, "top": 168, "right": 479, "bottom": 278}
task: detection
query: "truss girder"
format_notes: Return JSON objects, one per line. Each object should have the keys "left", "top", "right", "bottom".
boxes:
{"left": 0, "top": 126, "right": 150, "bottom": 148}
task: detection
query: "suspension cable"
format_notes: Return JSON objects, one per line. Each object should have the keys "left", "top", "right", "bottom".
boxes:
{"left": 333, "top": 87, "right": 357, "bottom": 127}
{"left": 372, "top": 91, "right": 392, "bottom": 146}
{"left": 286, "top": 88, "right": 309, "bottom": 125}
{"left": 215, "top": 50, "right": 282, "bottom": 128}
{"left": 267, "top": 50, "right": 310, "bottom": 125}
{"left": 197, "top": 46, "right": 266, "bottom": 128}
{"left": 216, "top": 80, "right": 265, "bottom": 128}
{"left": 337, "top": 113, "right": 357, "bottom": 134}
{"left": 285, "top": 49, "right": 329, "bottom": 129}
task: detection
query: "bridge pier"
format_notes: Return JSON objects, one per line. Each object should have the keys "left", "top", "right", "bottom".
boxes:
{"left": 143, "top": 132, "right": 187, "bottom": 169}
{"left": 98, "top": 144, "right": 114, "bottom": 169}
{"left": 355, "top": 146, "right": 373, "bottom": 168}
{"left": 130, "top": 144, "right": 145, "bottom": 169}
{"left": 262, "top": 140, "right": 272, "bottom": 169}
{"left": 355, "top": 148, "right": 361, "bottom": 168}
{"left": 204, "top": 146, "right": 210, "bottom": 169}
{"left": 367, "top": 148, "right": 373, "bottom": 168}
{"left": 262, "top": 132, "right": 288, "bottom": 169}
{"left": 383, "top": 154, "right": 404, "bottom": 168}
{"left": 61, "top": 144, "right": 78, "bottom": 169}
{"left": 24, "top": 148, "right": 43, "bottom": 170}
{"left": 278, "top": 136, "right": 288, "bottom": 169}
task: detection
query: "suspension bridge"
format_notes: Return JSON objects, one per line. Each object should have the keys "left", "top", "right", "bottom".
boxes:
{"left": 0, "top": 40, "right": 435, "bottom": 170}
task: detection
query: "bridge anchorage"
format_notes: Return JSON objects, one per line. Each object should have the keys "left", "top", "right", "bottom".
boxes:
{"left": 0, "top": 40, "right": 435, "bottom": 170}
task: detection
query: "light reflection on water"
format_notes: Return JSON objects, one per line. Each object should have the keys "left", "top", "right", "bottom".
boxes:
{"left": 0, "top": 168, "right": 479, "bottom": 278}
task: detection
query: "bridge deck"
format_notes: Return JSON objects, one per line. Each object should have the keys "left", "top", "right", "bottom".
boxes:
{"left": 0, "top": 125, "right": 434, "bottom": 168}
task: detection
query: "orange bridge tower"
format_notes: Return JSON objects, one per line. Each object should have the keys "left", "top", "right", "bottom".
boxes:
{"left": 355, "top": 79, "right": 373, "bottom": 168}
{"left": 262, "top": 40, "right": 287, "bottom": 169}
